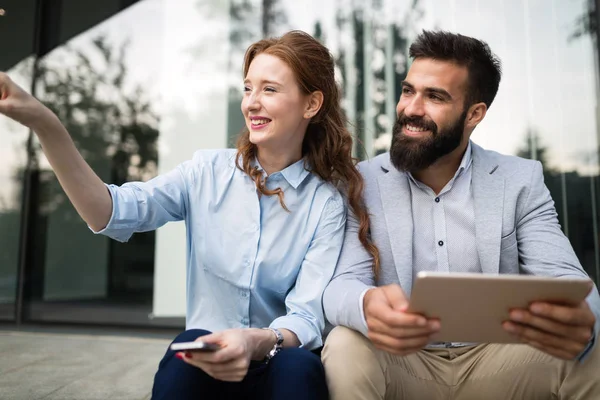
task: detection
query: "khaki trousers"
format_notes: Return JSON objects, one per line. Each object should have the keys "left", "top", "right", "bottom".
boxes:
{"left": 322, "top": 326, "right": 600, "bottom": 400}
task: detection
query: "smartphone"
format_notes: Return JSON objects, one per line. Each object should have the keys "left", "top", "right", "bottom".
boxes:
{"left": 170, "top": 341, "right": 221, "bottom": 352}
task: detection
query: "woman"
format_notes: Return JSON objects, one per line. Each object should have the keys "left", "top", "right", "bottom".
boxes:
{"left": 0, "top": 30, "right": 379, "bottom": 399}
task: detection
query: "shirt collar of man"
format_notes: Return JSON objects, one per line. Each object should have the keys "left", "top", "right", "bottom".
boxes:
{"left": 407, "top": 140, "right": 474, "bottom": 193}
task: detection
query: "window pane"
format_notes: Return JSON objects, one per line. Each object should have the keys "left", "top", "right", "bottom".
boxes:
{"left": 0, "top": 0, "right": 36, "bottom": 320}
{"left": 26, "top": 0, "right": 165, "bottom": 325}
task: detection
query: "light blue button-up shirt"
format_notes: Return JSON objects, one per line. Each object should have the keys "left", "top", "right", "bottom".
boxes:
{"left": 94, "top": 149, "right": 346, "bottom": 349}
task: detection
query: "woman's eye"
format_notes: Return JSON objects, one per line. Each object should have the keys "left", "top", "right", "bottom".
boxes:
{"left": 264, "top": 87, "right": 276, "bottom": 93}
{"left": 243, "top": 86, "right": 251, "bottom": 92}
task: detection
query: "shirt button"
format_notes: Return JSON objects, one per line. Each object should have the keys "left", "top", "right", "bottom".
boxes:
{"left": 435, "top": 197, "right": 440, "bottom": 203}
{"left": 438, "top": 240, "right": 444, "bottom": 246}
{"left": 242, "top": 318, "right": 249, "bottom": 325}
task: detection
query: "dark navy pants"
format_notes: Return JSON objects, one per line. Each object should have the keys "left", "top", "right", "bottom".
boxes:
{"left": 152, "top": 329, "right": 329, "bottom": 400}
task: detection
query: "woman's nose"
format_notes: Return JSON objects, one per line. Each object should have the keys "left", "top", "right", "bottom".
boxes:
{"left": 247, "top": 91, "right": 261, "bottom": 109}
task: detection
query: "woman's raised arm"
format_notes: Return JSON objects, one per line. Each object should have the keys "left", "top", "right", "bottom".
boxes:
{"left": 0, "top": 72, "right": 112, "bottom": 231}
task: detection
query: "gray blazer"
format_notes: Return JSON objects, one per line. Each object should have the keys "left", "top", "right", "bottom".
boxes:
{"left": 323, "top": 141, "right": 600, "bottom": 355}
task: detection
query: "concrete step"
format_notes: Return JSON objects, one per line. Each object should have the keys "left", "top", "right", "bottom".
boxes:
{"left": 0, "top": 330, "right": 170, "bottom": 400}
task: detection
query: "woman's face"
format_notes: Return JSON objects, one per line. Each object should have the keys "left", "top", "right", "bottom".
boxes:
{"left": 241, "top": 53, "right": 312, "bottom": 155}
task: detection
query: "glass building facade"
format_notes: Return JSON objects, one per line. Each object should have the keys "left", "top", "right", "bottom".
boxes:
{"left": 2, "top": 0, "right": 600, "bottom": 328}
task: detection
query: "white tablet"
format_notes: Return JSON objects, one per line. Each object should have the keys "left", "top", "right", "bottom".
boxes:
{"left": 407, "top": 272, "right": 593, "bottom": 343}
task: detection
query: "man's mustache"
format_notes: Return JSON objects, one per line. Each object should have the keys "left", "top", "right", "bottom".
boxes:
{"left": 394, "top": 114, "right": 438, "bottom": 134}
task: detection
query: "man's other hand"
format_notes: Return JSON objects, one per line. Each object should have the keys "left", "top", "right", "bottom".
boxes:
{"left": 503, "top": 300, "right": 596, "bottom": 360}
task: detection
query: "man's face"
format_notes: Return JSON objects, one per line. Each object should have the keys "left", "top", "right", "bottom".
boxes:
{"left": 390, "top": 58, "right": 470, "bottom": 172}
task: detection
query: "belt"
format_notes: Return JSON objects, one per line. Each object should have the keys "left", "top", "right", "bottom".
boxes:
{"left": 427, "top": 342, "right": 478, "bottom": 348}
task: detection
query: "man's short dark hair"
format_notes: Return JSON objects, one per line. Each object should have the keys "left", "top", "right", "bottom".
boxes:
{"left": 409, "top": 30, "right": 502, "bottom": 109}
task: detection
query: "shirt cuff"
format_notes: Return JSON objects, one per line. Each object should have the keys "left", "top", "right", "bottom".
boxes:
{"left": 88, "top": 184, "right": 116, "bottom": 234}
{"left": 269, "top": 315, "right": 320, "bottom": 350}
{"left": 576, "top": 327, "right": 596, "bottom": 362}
{"left": 88, "top": 184, "right": 134, "bottom": 242}
{"left": 358, "top": 287, "right": 375, "bottom": 335}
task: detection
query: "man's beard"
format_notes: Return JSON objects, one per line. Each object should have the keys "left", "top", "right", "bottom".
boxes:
{"left": 389, "top": 110, "right": 467, "bottom": 173}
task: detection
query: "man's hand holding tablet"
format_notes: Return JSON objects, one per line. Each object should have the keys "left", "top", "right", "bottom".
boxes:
{"left": 504, "top": 296, "right": 595, "bottom": 360}
{"left": 363, "top": 284, "right": 441, "bottom": 356}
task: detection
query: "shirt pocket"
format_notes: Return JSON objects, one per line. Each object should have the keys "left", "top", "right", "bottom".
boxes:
{"left": 500, "top": 229, "right": 517, "bottom": 251}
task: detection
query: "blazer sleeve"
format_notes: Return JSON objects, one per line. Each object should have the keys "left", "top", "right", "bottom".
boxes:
{"left": 517, "top": 161, "right": 600, "bottom": 361}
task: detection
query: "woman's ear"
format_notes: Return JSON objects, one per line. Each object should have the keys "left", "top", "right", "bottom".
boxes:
{"left": 304, "top": 91, "right": 324, "bottom": 119}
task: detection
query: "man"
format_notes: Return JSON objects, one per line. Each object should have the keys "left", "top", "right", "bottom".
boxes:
{"left": 322, "top": 31, "right": 600, "bottom": 399}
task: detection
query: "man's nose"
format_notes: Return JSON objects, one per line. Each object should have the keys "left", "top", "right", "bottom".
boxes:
{"left": 403, "top": 95, "right": 425, "bottom": 117}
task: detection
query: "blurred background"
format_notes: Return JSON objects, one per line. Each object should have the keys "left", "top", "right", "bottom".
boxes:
{"left": 1, "top": 0, "right": 599, "bottom": 331}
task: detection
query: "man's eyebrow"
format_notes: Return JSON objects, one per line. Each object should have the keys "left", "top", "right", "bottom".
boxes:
{"left": 426, "top": 87, "right": 452, "bottom": 99}
{"left": 401, "top": 80, "right": 452, "bottom": 99}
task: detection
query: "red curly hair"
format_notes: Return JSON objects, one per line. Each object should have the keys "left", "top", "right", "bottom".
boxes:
{"left": 235, "top": 30, "right": 380, "bottom": 276}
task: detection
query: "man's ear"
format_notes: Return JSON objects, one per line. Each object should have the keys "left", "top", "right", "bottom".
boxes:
{"left": 465, "top": 102, "right": 487, "bottom": 129}
{"left": 304, "top": 91, "right": 324, "bottom": 119}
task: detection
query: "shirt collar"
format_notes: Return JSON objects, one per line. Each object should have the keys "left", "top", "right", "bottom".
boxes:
{"left": 456, "top": 140, "right": 473, "bottom": 177}
{"left": 407, "top": 140, "right": 473, "bottom": 188}
{"left": 251, "top": 157, "right": 311, "bottom": 189}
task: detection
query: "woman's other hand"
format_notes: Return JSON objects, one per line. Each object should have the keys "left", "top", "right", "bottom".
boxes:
{"left": 176, "top": 329, "right": 258, "bottom": 382}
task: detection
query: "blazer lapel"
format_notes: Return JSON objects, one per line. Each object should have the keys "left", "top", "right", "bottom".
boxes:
{"left": 471, "top": 143, "right": 504, "bottom": 275}
{"left": 377, "top": 159, "right": 415, "bottom": 295}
